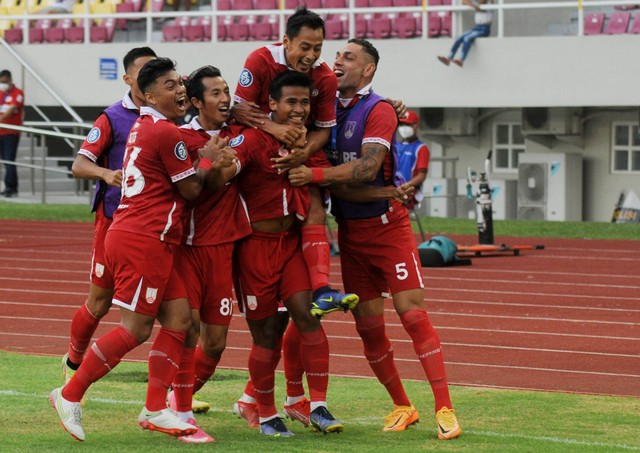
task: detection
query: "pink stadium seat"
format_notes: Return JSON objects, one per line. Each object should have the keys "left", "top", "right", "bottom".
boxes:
{"left": 228, "top": 18, "right": 250, "bottom": 41}
{"left": 255, "top": 0, "right": 277, "bottom": 9}
{"left": 584, "top": 12, "right": 605, "bottom": 35}
{"left": 614, "top": 3, "right": 640, "bottom": 10}
{"left": 286, "top": 0, "right": 321, "bottom": 8}
{"left": 368, "top": 15, "right": 391, "bottom": 38}
{"left": 4, "top": 27, "right": 23, "bottom": 44}
{"left": 162, "top": 23, "right": 183, "bottom": 41}
{"left": 393, "top": 0, "right": 420, "bottom": 5}
{"left": 175, "top": 16, "right": 191, "bottom": 27}
{"left": 29, "top": 27, "right": 44, "bottom": 44}
{"left": 605, "top": 11, "right": 631, "bottom": 34}
{"left": 630, "top": 13, "right": 640, "bottom": 33}
{"left": 184, "top": 24, "right": 205, "bottom": 41}
{"left": 217, "top": 15, "right": 232, "bottom": 41}
{"left": 324, "top": 0, "right": 347, "bottom": 9}
{"left": 65, "top": 25, "right": 85, "bottom": 43}
{"left": 324, "top": 16, "right": 345, "bottom": 39}
{"left": 370, "top": 0, "right": 392, "bottom": 7}
{"left": 428, "top": 11, "right": 440, "bottom": 37}
{"left": 148, "top": 0, "right": 165, "bottom": 12}
{"left": 90, "top": 25, "right": 109, "bottom": 43}
{"left": 44, "top": 26, "right": 65, "bottom": 43}
{"left": 217, "top": 0, "right": 232, "bottom": 10}
{"left": 440, "top": 10, "right": 451, "bottom": 36}
{"left": 233, "top": 0, "right": 253, "bottom": 10}
{"left": 393, "top": 14, "right": 416, "bottom": 38}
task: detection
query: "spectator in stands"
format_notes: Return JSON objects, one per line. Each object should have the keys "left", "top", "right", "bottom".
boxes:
{"left": 0, "top": 70, "right": 24, "bottom": 198}
{"left": 396, "top": 110, "right": 429, "bottom": 209}
{"left": 38, "top": 0, "right": 76, "bottom": 14}
{"left": 438, "top": 0, "right": 493, "bottom": 68}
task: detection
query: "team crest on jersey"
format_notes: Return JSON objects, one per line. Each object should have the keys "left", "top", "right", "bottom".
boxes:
{"left": 128, "top": 132, "right": 137, "bottom": 144}
{"left": 239, "top": 69, "right": 253, "bottom": 87}
{"left": 247, "top": 295, "right": 258, "bottom": 311}
{"left": 344, "top": 121, "right": 357, "bottom": 139}
{"left": 146, "top": 288, "right": 158, "bottom": 304}
{"left": 87, "top": 127, "right": 101, "bottom": 143}
{"left": 94, "top": 263, "right": 104, "bottom": 278}
{"left": 174, "top": 141, "right": 188, "bottom": 160}
{"left": 229, "top": 135, "right": 245, "bottom": 147}
{"left": 311, "top": 89, "right": 319, "bottom": 97}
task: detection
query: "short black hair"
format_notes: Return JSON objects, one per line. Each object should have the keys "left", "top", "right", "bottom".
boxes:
{"left": 122, "top": 47, "right": 157, "bottom": 73}
{"left": 286, "top": 6, "right": 325, "bottom": 39}
{"left": 137, "top": 57, "right": 176, "bottom": 95}
{"left": 186, "top": 65, "right": 222, "bottom": 103}
{"left": 0, "top": 70, "right": 12, "bottom": 80}
{"left": 348, "top": 38, "right": 380, "bottom": 66}
{"left": 269, "top": 71, "right": 313, "bottom": 101}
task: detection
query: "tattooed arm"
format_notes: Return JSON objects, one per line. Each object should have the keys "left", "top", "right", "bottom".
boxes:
{"left": 288, "top": 142, "right": 387, "bottom": 187}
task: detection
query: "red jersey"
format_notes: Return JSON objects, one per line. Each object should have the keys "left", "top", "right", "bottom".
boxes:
{"left": 179, "top": 118, "right": 251, "bottom": 246}
{"left": 230, "top": 126, "right": 310, "bottom": 222}
{"left": 234, "top": 43, "right": 337, "bottom": 129}
{"left": 0, "top": 84, "right": 24, "bottom": 136}
{"left": 109, "top": 106, "right": 196, "bottom": 244}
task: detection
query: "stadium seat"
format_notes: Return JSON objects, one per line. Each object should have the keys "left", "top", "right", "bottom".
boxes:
{"left": 29, "top": 27, "right": 45, "bottom": 44}
{"left": 233, "top": 0, "right": 253, "bottom": 10}
{"left": 605, "top": 11, "right": 631, "bottom": 34}
{"left": 428, "top": 11, "right": 440, "bottom": 37}
{"left": 116, "top": 1, "right": 135, "bottom": 30}
{"left": 614, "top": 3, "right": 640, "bottom": 10}
{"left": 183, "top": 23, "right": 204, "bottom": 41}
{"left": 90, "top": 24, "right": 109, "bottom": 42}
{"left": 324, "top": 0, "right": 347, "bottom": 9}
{"left": 216, "top": 0, "right": 231, "bottom": 9}
{"left": 65, "top": 25, "right": 85, "bottom": 43}
{"left": 3, "top": 27, "right": 23, "bottom": 44}
{"left": 368, "top": 15, "right": 392, "bottom": 39}
{"left": 162, "top": 23, "right": 183, "bottom": 41}
{"left": 630, "top": 13, "right": 640, "bottom": 33}
{"left": 584, "top": 12, "right": 605, "bottom": 35}
{"left": 254, "top": 0, "right": 277, "bottom": 9}
{"left": 285, "top": 0, "right": 321, "bottom": 8}
{"left": 324, "top": 15, "right": 345, "bottom": 39}
{"left": 393, "top": 0, "right": 420, "bottom": 5}
{"left": 440, "top": 9, "right": 452, "bottom": 36}
{"left": 228, "top": 17, "right": 250, "bottom": 41}
{"left": 217, "top": 15, "right": 233, "bottom": 41}
{"left": 146, "top": 0, "right": 164, "bottom": 12}
{"left": 393, "top": 14, "right": 416, "bottom": 38}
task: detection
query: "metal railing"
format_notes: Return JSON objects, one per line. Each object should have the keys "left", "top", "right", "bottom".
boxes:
{"left": 2, "top": 0, "right": 640, "bottom": 44}
{"left": 0, "top": 123, "right": 88, "bottom": 204}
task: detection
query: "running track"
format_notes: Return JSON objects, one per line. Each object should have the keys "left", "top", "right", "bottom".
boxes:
{"left": 1, "top": 219, "right": 638, "bottom": 398}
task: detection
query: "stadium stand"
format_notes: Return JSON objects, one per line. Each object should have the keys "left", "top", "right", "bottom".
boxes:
{"left": 630, "top": 12, "right": 640, "bottom": 33}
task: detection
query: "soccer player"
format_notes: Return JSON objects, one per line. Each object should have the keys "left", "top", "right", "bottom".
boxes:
{"left": 232, "top": 6, "right": 357, "bottom": 315}
{"left": 215, "top": 70, "right": 343, "bottom": 437}
{"left": 288, "top": 39, "right": 462, "bottom": 440}
{"left": 166, "top": 65, "right": 252, "bottom": 444}
{"left": 49, "top": 57, "right": 236, "bottom": 442}
{"left": 62, "top": 47, "right": 157, "bottom": 400}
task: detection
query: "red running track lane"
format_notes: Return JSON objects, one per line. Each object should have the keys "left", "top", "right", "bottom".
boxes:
{"left": 1, "top": 220, "right": 639, "bottom": 397}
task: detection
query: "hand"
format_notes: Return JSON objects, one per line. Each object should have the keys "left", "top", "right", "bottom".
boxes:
{"left": 104, "top": 169, "right": 123, "bottom": 188}
{"left": 391, "top": 183, "right": 415, "bottom": 203}
{"left": 388, "top": 98, "right": 407, "bottom": 121}
{"left": 288, "top": 165, "right": 313, "bottom": 187}
{"left": 199, "top": 135, "right": 231, "bottom": 163}
{"left": 211, "top": 146, "right": 238, "bottom": 170}
{"left": 230, "top": 101, "right": 268, "bottom": 128}
{"left": 266, "top": 122, "right": 306, "bottom": 148}
{"left": 271, "top": 147, "right": 310, "bottom": 172}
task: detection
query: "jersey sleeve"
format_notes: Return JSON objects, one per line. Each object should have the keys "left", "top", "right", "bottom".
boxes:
{"left": 363, "top": 101, "right": 398, "bottom": 151}
{"left": 313, "top": 70, "right": 338, "bottom": 128}
{"left": 78, "top": 113, "right": 114, "bottom": 162}
{"left": 234, "top": 49, "right": 268, "bottom": 106}
{"left": 157, "top": 122, "right": 196, "bottom": 183}
{"left": 415, "top": 143, "right": 430, "bottom": 172}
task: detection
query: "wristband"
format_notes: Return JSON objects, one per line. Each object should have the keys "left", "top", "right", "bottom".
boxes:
{"left": 197, "top": 157, "right": 213, "bottom": 171}
{"left": 310, "top": 167, "right": 325, "bottom": 184}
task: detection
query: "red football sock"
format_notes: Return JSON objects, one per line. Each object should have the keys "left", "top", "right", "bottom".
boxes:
{"left": 172, "top": 346, "right": 195, "bottom": 413}
{"left": 400, "top": 309, "right": 452, "bottom": 411}
{"left": 355, "top": 314, "right": 411, "bottom": 407}
{"left": 247, "top": 344, "right": 277, "bottom": 419}
{"left": 242, "top": 336, "right": 283, "bottom": 400}
{"left": 193, "top": 344, "right": 220, "bottom": 394}
{"left": 301, "top": 224, "right": 331, "bottom": 292}
{"left": 62, "top": 326, "right": 139, "bottom": 402}
{"left": 299, "top": 329, "right": 329, "bottom": 402}
{"left": 67, "top": 303, "right": 100, "bottom": 365}
{"left": 146, "top": 327, "right": 186, "bottom": 411}
{"left": 283, "top": 323, "right": 305, "bottom": 397}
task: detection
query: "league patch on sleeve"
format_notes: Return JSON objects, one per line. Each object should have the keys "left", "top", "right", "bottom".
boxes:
{"left": 239, "top": 69, "right": 253, "bottom": 88}
{"left": 229, "top": 134, "right": 245, "bottom": 147}
{"left": 174, "top": 141, "right": 188, "bottom": 160}
{"left": 87, "top": 127, "right": 101, "bottom": 143}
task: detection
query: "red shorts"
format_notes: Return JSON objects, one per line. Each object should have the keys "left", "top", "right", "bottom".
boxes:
{"left": 234, "top": 230, "right": 310, "bottom": 321}
{"left": 90, "top": 208, "right": 114, "bottom": 289}
{"left": 174, "top": 243, "right": 234, "bottom": 326}
{"left": 337, "top": 202, "right": 424, "bottom": 302}
{"left": 306, "top": 150, "right": 332, "bottom": 168}
{"left": 105, "top": 230, "right": 186, "bottom": 317}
